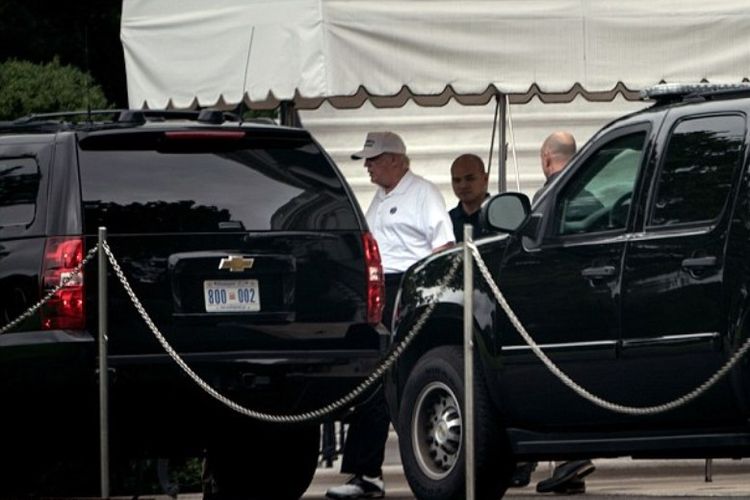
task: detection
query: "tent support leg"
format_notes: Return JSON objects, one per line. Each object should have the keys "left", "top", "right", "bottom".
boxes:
{"left": 280, "top": 100, "right": 302, "bottom": 127}
{"left": 497, "top": 94, "right": 507, "bottom": 193}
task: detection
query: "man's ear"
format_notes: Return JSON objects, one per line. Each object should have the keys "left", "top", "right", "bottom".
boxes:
{"left": 541, "top": 152, "right": 551, "bottom": 172}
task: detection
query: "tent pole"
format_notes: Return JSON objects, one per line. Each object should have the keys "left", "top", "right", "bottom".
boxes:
{"left": 498, "top": 95, "right": 507, "bottom": 193}
{"left": 280, "top": 100, "right": 302, "bottom": 127}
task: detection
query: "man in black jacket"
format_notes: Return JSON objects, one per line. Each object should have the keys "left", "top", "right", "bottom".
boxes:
{"left": 448, "top": 153, "right": 489, "bottom": 242}
{"left": 512, "top": 132, "right": 595, "bottom": 495}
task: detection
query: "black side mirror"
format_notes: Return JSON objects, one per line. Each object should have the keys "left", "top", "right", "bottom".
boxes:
{"left": 480, "top": 192, "right": 531, "bottom": 233}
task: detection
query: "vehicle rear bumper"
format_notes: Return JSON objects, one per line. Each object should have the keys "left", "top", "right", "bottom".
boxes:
{"left": 0, "top": 329, "right": 95, "bottom": 348}
{"left": 0, "top": 330, "right": 387, "bottom": 456}
{"left": 105, "top": 348, "right": 384, "bottom": 453}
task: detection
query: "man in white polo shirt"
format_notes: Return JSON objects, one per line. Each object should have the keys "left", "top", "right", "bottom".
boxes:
{"left": 326, "top": 131, "right": 454, "bottom": 499}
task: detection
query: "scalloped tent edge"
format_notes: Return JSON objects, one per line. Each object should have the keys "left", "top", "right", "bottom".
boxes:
{"left": 137, "top": 83, "right": 645, "bottom": 111}
{"left": 121, "top": 0, "right": 750, "bottom": 111}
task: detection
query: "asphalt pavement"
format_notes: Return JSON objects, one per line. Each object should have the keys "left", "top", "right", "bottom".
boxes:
{"left": 102, "top": 429, "right": 750, "bottom": 499}
{"left": 304, "top": 429, "right": 750, "bottom": 499}
{"left": 306, "top": 458, "right": 750, "bottom": 499}
{"left": 103, "top": 455, "right": 750, "bottom": 499}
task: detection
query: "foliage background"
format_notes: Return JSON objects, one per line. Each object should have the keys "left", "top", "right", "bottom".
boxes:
{"left": 0, "top": 0, "right": 126, "bottom": 117}
{"left": 0, "top": 58, "right": 109, "bottom": 120}
{"left": 0, "top": 1, "right": 277, "bottom": 120}
{"left": 0, "top": 2, "right": 205, "bottom": 492}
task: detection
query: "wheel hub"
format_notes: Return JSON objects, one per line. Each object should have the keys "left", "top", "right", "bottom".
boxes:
{"left": 412, "top": 381, "right": 463, "bottom": 480}
{"left": 435, "top": 419, "right": 450, "bottom": 445}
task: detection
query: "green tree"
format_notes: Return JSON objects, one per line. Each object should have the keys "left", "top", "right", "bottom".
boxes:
{"left": 0, "top": 1, "right": 127, "bottom": 107}
{"left": 0, "top": 58, "right": 110, "bottom": 120}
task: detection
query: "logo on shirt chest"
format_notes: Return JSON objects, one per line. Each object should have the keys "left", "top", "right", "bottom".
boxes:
{"left": 389, "top": 206, "right": 398, "bottom": 214}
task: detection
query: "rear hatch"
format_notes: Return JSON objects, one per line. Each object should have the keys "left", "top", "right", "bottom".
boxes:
{"left": 77, "top": 126, "right": 382, "bottom": 358}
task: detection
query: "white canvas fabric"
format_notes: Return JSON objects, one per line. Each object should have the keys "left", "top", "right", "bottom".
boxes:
{"left": 122, "top": 0, "right": 750, "bottom": 109}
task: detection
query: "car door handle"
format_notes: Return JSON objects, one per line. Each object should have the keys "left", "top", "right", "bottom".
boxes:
{"left": 681, "top": 256, "right": 717, "bottom": 269}
{"left": 581, "top": 265, "right": 616, "bottom": 279}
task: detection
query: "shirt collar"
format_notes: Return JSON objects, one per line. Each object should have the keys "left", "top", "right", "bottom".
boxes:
{"left": 384, "top": 169, "right": 415, "bottom": 197}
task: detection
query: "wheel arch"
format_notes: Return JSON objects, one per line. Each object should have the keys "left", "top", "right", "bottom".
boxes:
{"left": 726, "top": 284, "right": 750, "bottom": 417}
{"left": 394, "top": 341, "right": 514, "bottom": 500}
{"left": 388, "top": 302, "right": 498, "bottom": 421}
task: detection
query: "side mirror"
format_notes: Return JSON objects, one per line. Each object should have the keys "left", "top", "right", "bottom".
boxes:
{"left": 480, "top": 192, "right": 531, "bottom": 233}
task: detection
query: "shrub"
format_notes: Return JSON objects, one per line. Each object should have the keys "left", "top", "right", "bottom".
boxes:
{"left": 0, "top": 57, "right": 109, "bottom": 120}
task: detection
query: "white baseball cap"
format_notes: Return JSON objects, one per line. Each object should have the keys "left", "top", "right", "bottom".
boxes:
{"left": 351, "top": 131, "right": 406, "bottom": 160}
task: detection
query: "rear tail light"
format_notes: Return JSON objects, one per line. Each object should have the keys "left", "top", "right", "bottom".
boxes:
{"left": 41, "top": 237, "right": 85, "bottom": 330}
{"left": 362, "top": 232, "right": 385, "bottom": 325}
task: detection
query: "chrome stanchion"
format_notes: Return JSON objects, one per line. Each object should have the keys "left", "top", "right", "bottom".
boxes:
{"left": 98, "top": 227, "right": 110, "bottom": 499}
{"left": 463, "top": 225, "right": 475, "bottom": 500}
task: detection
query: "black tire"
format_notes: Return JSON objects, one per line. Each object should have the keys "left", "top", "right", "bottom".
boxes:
{"left": 204, "top": 423, "right": 320, "bottom": 500}
{"left": 398, "top": 345, "right": 514, "bottom": 500}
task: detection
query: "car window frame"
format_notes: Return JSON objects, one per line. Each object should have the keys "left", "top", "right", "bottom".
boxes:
{"left": 644, "top": 111, "right": 747, "bottom": 234}
{"left": 538, "top": 123, "right": 652, "bottom": 246}
{"left": 76, "top": 132, "right": 362, "bottom": 234}
{"left": 0, "top": 141, "right": 52, "bottom": 240}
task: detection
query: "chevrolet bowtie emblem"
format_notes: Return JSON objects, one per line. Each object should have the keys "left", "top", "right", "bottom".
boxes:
{"left": 218, "top": 255, "right": 254, "bottom": 272}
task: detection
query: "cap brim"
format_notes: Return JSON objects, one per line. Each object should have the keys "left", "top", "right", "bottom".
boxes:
{"left": 351, "top": 148, "right": 381, "bottom": 160}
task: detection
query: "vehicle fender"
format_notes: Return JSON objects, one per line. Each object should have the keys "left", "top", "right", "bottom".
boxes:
{"left": 385, "top": 239, "right": 509, "bottom": 419}
{"left": 723, "top": 196, "right": 750, "bottom": 418}
{"left": 725, "top": 272, "right": 750, "bottom": 417}
{"left": 387, "top": 297, "right": 498, "bottom": 420}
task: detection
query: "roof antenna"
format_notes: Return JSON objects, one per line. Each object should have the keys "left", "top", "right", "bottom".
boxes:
{"left": 238, "top": 26, "right": 255, "bottom": 125}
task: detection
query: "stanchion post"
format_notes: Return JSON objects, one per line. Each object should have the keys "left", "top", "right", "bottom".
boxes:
{"left": 463, "top": 225, "right": 475, "bottom": 500}
{"left": 98, "top": 227, "right": 110, "bottom": 499}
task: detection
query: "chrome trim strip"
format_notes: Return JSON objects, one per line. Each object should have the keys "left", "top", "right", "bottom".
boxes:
{"left": 501, "top": 333, "right": 719, "bottom": 352}
{"left": 557, "top": 234, "right": 629, "bottom": 249}
{"left": 502, "top": 340, "right": 616, "bottom": 352}
{"left": 621, "top": 332, "right": 719, "bottom": 348}
{"left": 558, "top": 226, "right": 714, "bottom": 248}
{"left": 627, "top": 226, "right": 714, "bottom": 242}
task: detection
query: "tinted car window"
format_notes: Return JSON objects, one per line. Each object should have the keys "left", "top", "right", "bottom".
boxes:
{"left": 555, "top": 132, "right": 646, "bottom": 236}
{"left": 78, "top": 137, "right": 359, "bottom": 233}
{"left": 650, "top": 115, "right": 745, "bottom": 227}
{"left": 0, "top": 157, "right": 40, "bottom": 227}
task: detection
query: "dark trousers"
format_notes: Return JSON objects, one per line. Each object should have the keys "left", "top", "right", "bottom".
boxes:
{"left": 340, "top": 272, "right": 402, "bottom": 477}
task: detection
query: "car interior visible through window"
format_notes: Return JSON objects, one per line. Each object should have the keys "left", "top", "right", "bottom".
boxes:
{"left": 555, "top": 131, "right": 647, "bottom": 236}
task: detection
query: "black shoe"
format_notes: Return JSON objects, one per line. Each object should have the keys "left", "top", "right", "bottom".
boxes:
{"left": 510, "top": 462, "right": 537, "bottom": 487}
{"left": 551, "top": 478, "right": 586, "bottom": 495}
{"left": 536, "top": 460, "right": 595, "bottom": 493}
{"left": 326, "top": 474, "right": 385, "bottom": 499}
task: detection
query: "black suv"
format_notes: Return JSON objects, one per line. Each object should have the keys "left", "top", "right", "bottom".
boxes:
{"left": 386, "top": 84, "right": 750, "bottom": 500}
{"left": 0, "top": 110, "right": 386, "bottom": 498}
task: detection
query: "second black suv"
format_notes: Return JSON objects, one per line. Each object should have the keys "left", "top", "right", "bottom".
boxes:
{"left": 386, "top": 84, "right": 750, "bottom": 500}
{"left": 0, "top": 110, "right": 385, "bottom": 498}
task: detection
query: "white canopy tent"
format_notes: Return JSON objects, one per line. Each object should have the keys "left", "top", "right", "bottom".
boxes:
{"left": 121, "top": 0, "right": 750, "bottom": 191}
{"left": 121, "top": 0, "right": 750, "bottom": 110}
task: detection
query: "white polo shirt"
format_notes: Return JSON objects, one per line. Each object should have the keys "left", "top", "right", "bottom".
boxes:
{"left": 366, "top": 170, "right": 455, "bottom": 274}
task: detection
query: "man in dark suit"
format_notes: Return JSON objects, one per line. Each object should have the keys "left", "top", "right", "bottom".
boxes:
{"left": 448, "top": 153, "right": 489, "bottom": 242}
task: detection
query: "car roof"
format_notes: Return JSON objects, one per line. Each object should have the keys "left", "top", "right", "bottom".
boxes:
{"left": 0, "top": 109, "right": 299, "bottom": 136}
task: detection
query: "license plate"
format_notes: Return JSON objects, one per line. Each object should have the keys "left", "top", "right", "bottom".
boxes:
{"left": 203, "top": 279, "right": 260, "bottom": 312}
